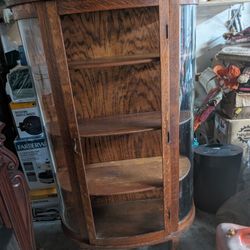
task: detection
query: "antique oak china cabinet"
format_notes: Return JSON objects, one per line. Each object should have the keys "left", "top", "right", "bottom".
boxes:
{"left": 6, "top": 0, "right": 197, "bottom": 248}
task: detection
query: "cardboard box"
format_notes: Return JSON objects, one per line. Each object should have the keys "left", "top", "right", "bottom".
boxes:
{"left": 30, "top": 187, "right": 57, "bottom": 200}
{"left": 14, "top": 137, "right": 55, "bottom": 190}
{"left": 10, "top": 101, "right": 43, "bottom": 139}
{"left": 221, "top": 91, "right": 250, "bottom": 119}
{"left": 214, "top": 113, "right": 250, "bottom": 158}
{"left": 30, "top": 188, "right": 59, "bottom": 221}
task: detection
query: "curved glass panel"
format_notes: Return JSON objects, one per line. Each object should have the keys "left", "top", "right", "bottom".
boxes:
{"left": 179, "top": 5, "right": 196, "bottom": 220}
{"left": 18, "top": 18, "right": 86, "bottom": 237}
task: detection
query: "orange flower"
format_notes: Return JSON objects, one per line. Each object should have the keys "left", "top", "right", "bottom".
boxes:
{"left": 228, "top": 65, "right": 241, "bottom": 79}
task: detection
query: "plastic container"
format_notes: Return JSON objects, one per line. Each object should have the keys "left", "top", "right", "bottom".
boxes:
{"left": 194, "top": 144, "right": 243, "bottom": 213}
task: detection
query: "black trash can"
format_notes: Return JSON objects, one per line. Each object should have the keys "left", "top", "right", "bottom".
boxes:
{"left": 194, "top": 144, "right": 243, "bottom": 213}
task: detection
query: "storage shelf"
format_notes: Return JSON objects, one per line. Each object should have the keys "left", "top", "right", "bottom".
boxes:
{"left": 68, "top": 54, "right": 160, "bottom": 69}
{"left": 199, "top": 0, "right": 250, "bottom": 6}
{"left": 86, "top": 156, "right": 190, "bottom": 196}
{"left": 79, "top": 112, "right": 161, "bottom": 137}
{"left": 47, "top": 111, "right": 191, "bottom": 137}
{"left": 79, "top": 111, "right": 190, "bottom": 137}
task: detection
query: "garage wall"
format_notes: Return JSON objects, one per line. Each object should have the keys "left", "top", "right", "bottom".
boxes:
{"left": 196, "top": 3, "right": 250, "bottom": 72}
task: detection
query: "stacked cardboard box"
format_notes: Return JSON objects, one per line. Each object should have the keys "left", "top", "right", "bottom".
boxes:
{"left": 214, "top": 113, "right": 250, "bottom": 158}
{"left": 214, "top": 92, "right": 250, "bottom": 159}
{"left": 216, "top": 91, "right": 250, "bottom": 152}
{"left": 7, "top": 67, "right": 59, "bottom": 220}
{"left": 30, "top": 187, "right": 59, "bottom": 221}
{"left": 214, "top": 48, "right": 250, "bottom": 159}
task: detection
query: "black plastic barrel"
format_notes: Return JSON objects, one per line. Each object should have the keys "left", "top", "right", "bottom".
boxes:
{"left": 194, "top": 144, "right": 243, "bottom": 213}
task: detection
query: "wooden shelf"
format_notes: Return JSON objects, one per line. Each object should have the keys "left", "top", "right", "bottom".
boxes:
{"left": 47, "top": 111, "right": 191, "bottom": 137}
{"left": 86, "top": 156, "right": 190, "bottom": 196}
{"left": 79, "top": 111, "right": 190, "bottom": 137}
{"left": 199, "top": 0, "right": 250, "bottom": 6}
{"left": 68, "top": 54, "right": 160, "bottom": 69}
{"left": 79, "top": 112, "right": 161, "bottom": 138}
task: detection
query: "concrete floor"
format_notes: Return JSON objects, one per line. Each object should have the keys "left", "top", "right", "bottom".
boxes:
{"left": 35, "top": 210, "right": 217, "bottom": 250}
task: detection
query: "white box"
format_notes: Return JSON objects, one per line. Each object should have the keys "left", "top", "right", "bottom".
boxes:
{"left": 10, "top": 101, "right": 43, "bottom": 139}
{"left": 221, "top": 92, "right": 250, "bottom": 119}
{"left": 214, "top": 113, "right": 250, "bottom": 158}
{"left": 14, "top": 137, "right": 55, "bottom": 190}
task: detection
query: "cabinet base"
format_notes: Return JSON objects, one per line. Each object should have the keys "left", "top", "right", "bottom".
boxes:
{"left": 62, "top": 203, "right": 195, "bottom": 249}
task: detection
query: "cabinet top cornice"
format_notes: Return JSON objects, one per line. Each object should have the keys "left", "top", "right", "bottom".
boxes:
{"left": 6, "top": 0, "right": 198, "bottom": 8}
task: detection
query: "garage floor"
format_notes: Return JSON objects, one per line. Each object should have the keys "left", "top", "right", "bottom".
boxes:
{"left": 35, "top": 210, "right": 217, "bottom": 250}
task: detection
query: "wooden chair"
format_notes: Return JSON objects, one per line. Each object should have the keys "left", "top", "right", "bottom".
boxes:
{"left": 0, "top": 121, "right": 36, "bottom": 250}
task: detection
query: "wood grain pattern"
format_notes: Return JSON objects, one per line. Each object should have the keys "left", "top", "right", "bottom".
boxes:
{"left": 58, "top": 0, "right": 159, "bottom": 15}
{"left": 70, "top": 62, "right": 161, "bottom": 120}
{"left": 36, "top": 1, "right": 96, "bottom": 242}
{"left": 82, "top": 130, "right": 162, "bottom": 164}
{"left": 86, "top": 156, "right": 190, "bottom": 196}
{"left": 159, "top": 0, "right": 171, "bottom": 235}
{"left": 61, "top": 7, "right": 159, "bottom": 62}
{"left": 48, "top": 111, "right": 189, "bottom": 138}
{"left": 87, "top": 157, "right": 163, "bottom": 196}
{"left": 79, "top": 112, "right": 161, "bottom": 137}
{"left": 14, "top": 0, "right": 194, "bottom": 247}
{"left": 169, "top": 0, "right": 181, "bottom": 233}
{"left": 68, "top": 54, "right": 160, "bottom": 70}
{"left": 91, "top": 188, "right": 163, "bottom": 206}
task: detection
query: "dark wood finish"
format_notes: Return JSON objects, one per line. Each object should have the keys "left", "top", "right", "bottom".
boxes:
{"left": 58, "top": 0, "right": 159, "bottom": 15}
{"left": 68, "top": 54, "right": 160, "bottom": 70}
{"left": 0, "top": 122, "right": 36, "bottom": 250}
